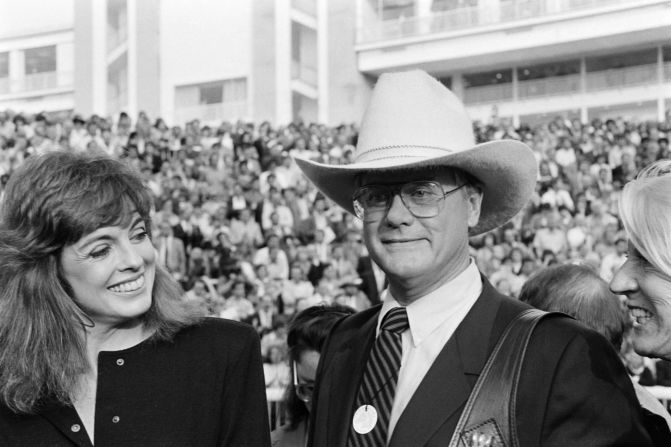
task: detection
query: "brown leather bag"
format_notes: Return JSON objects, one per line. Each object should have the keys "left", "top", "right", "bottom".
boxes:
{"left": 448, "top": 309, "right": 560, "bottom": 447}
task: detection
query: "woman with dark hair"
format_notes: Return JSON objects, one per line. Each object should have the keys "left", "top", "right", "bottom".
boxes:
{"left": 0, "top": 152, "right": 270, "bottom": 447}
{"left": 271, "top": 304, "right": 355, "bottom": 447}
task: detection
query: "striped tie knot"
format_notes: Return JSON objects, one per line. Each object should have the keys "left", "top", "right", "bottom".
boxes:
{"left": 381, "top": 307, "right": 409, "bottom": 334}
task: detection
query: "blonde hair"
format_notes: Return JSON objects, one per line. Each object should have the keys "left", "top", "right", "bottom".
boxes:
{"left": 619, "top": 160, "right": 671, "bottom": 278}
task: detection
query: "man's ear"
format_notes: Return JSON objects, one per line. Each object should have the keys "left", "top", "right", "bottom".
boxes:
{"left": 466, "top": 186, "right": 483, "bottom": 228}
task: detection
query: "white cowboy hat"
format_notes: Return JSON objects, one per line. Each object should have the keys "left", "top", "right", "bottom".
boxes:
{"left": 293, "top": 69, "right": 537, "bottom": 236}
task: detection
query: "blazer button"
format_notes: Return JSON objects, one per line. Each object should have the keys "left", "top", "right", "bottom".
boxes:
{"left": 112, "top": 416, "right": 120, "bottom": 423}
{"left": 71, "top": 424, "right": 81, "bottom": 432}
{"left": 116, "top": 358, "right": 125, "bottom": 366}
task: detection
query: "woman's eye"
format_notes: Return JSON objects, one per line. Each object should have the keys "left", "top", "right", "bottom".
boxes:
{"left": 90, "top": 246, "right": 111, "bottom": 259}
{"left": 133, "top": 229, "right": 148, "bottom": 241}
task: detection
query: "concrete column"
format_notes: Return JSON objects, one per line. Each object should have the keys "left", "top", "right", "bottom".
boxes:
{"left": 580, "top": 56, "right": 588, "bottom": 123}
{"left": 416, "top": 0, "right": 432, "bottom": 35}
{"left": 9, "top": 50, "right": 23, "bottom": 93}
{"left": 127, "top": 0, "right": 138, "bottom": 119}
{"left": 451, "top": 73, "right": 464, "bottom": 99}
{"left": 512, "top": 66, "right": 520, "bottom": 128}
{"left": 91, "top": 0, "right": 106, "bottom": 115}
{"left": 317, "top": 0, "right": 328, "bottom": 123}
{"left": 275, "top": 0, "right": 292, "bottom": 124}
{"left": 657, "top": 45, "right": 665, "bottom": 122}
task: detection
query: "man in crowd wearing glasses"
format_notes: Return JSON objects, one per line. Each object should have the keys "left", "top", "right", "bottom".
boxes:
{"left": 294, "top": 70, "right": 651, "bottom": 446}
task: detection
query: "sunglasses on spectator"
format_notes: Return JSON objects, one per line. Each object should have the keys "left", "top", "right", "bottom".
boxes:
{"left": 352, "top": 180, "right": 465, "bottom": 222}
{"left": 293, "top": 361, "right": 314, "bottom": 403}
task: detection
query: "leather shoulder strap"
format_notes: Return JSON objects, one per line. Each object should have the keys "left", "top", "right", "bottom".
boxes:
{"left": 448, "top": 309, "right": 562, "bottom": 447}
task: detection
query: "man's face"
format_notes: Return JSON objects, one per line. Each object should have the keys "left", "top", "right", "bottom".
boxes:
{"left": 360, "top": 168, "right": 482, "bottom": 300}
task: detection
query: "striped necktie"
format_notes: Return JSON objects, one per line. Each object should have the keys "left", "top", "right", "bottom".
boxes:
{"left": 348, "top": 306, "right": 409, "bottom": 447}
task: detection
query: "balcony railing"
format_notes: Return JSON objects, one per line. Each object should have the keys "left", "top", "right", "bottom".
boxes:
{"left": 517, "top": 73, "right": 581, "bottom": 99}
{"left": 358, "top": 0, "right": 650, "bottom": 44}
{"left": 464, "top": 83, "right": 513, "bottom": 104}
{"left": 174, "top": 101, "right": 248, "bottom": 125}
{"left": 464, "top": 62, "right": 667, "bottom": 105}
{"left": 586, "top": 63, "right": 658, "bottom": 91}
{"left": 0, "top": 70, "right": 73, "bottom": 96}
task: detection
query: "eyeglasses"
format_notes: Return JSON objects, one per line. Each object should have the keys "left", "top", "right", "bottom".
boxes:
{"left": 293, "top": 361, "right": 314, "bottom": 403}
{"left": 352, "top": 180, "right": 466, "bottom": 222}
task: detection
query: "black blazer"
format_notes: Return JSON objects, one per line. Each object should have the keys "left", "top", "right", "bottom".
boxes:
{"left": 308, "top": 277, "right": 652, "bottom": 447}
{"left": 1, "top": 319, "right": 270, "bottom": 447}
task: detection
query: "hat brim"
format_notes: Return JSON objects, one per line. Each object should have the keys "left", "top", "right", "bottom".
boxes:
{"left": 294, "top": 140, "right": 537, "bottom": 236}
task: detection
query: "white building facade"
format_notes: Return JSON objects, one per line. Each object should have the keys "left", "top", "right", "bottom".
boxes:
{"left": 0, "top": 0, "right": 75, "bottom": 114}
{"left": 356, "top": 0, "right": 671, "bottom": 126}
{"left": 0, "top": 0, "right": 669, "bottom": 127}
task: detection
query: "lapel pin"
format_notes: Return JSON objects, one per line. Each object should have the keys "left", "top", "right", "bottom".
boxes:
{"left": 352, "top": 405, "right": 378, "bottom": 434}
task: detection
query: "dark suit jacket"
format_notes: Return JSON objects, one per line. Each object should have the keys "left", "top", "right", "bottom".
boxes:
{"left": 308, "top": 277, "right": 652, "bottom": 447}
{"left": 173, "top": 222, "right": 204, "bottom": 251}
{"left": 356, "top": 256, "right": 384, "bottom": 306}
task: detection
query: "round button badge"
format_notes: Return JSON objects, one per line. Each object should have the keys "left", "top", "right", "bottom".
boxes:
{"left": 352, "top": 405, "right": 378, "bottom": 434}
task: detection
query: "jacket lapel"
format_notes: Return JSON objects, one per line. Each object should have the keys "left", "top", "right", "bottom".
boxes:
{"left": 389, "top": 278, "right": 505, "bottom": 447}
{"left": 326, "top": 312, "right": 378, "bottom": 447}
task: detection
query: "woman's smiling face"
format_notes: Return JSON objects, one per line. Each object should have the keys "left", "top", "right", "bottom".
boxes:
{"left": 611, "top": 242, "right": 671, "bottom": 359}
{"left": 59, "top": 214, "right": 156, "bottom": 327}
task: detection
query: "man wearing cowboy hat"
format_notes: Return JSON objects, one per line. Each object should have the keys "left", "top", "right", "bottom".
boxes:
{"left": 294, "top": 70, "right": 650, "bottom": 446}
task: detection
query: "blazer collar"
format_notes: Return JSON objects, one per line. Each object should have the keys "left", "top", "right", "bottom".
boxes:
{"left": 389, "top": 276, "right": 505, "bottom": 447}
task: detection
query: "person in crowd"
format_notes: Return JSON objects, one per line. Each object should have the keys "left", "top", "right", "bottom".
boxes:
{"left": 610, "top": 160, "right": 671, "bottom": 362}
{"left": 520, "top": 263, "right": 671, "bottom": 442}
{"left": 155, "top": 219, "right": 187, "bottom": 282}
{"left": 272, "top": 305, "right": 355, "bottom": 447}
{"left": 334, "top": 277, "right": 371, "bottom": 311}
{"left": 229, "top": 207, "right": 264, "bottom": 250}
{"left": 0, "top": 152, "right": 270, "bottom": 447}
{"left": 294, "top": 70, "right": 652, "bottom": 446}
{"left": 264, "top": 343, "right": 291, "bottom": 391}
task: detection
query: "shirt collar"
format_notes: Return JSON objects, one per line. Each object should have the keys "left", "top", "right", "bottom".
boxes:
{"left": 378, "top": 259, "right": 483, "bottom": 347}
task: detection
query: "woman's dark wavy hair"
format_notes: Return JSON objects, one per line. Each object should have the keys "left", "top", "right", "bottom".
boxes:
{"left": 0, "top": 151, "right": 201, "bottom": 414}
{"left": 284, "top": 304, "right": 355, "bottom": 430}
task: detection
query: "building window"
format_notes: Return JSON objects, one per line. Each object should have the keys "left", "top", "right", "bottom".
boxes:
{"left": 199, "top": 83, "right": 223, "bottom": 104}
{"left": 0, "top": 52, "right": 8, "bottom": 78}
{"left": 107, "top": 0, "right": 128, "bottom": 50}
{"left": 586, "top": 48, "right": 657, "bottom": 72}
{"left": 24, "top": 45, "right": 56, "bottom": 74}
{"left": 380, "top": 0, "right": 414, "bottom": 20}
{"left": 464, "top": 69, "right": 512, "bottom": 88}
{"left": 175, "top": 78, "right": 247, "bottom": 123}
{"left": 107, "top": 53, "right": 128, "bottom": 115}
{"left": 438, "top": 76, "right": 452, "bottom": 90}
{"left": 291, "top": 22, "right": 318, "bottom": 86}
{"left": 518, "top": 60, "right": 579, "bottom": 81}
{"left": 463, "top": 69, "right": 513, "bottom": 104}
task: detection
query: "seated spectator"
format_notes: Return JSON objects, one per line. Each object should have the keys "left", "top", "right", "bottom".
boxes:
{"left": 271, "top": 305, "right": 355, "bottom": 447}
{"left": 219, "top": 278, "right": 256, "bottom": 323}
{"left": 281, "top": 263, "right": 315, "bottom": 315}
{"left": 155, "top": 219, "right": 187, "bottom": 282}
{"left": 334, "top": 277, "right": 370, "bottom": 311}
{"left": 229, "top": 207, "right": 264, "bottom": 249}
{"left": 263, "top": 343, "right": 291, "bottom": 390}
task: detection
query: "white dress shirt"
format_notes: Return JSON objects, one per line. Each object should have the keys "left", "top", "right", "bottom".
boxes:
{"left": 377, "top": 260, "right": 483, "bottom": 441}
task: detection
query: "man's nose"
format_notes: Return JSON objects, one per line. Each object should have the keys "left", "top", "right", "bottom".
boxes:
{"left": 384, "top": 194, "right": 414, "bottom": 226}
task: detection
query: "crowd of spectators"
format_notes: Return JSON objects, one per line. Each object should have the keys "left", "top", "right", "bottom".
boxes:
{"left": 1, "top": 107, "right": 671, "bottom": 392}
